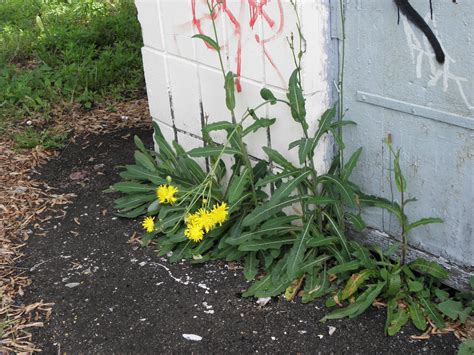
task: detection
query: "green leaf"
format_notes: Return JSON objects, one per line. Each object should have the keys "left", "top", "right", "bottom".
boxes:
{"left": 342, "top": 147, "right": 362, "bottom": 181}
{"left": 311, "top": 106, "right": 336, "bottom": 152}
{"left": 393, "top": 149, "right": 407, "bottom": 193}
{"left": 437, "top": 300, "right": 463, "bottom": 320}
{"left": 302, "top": 266, "right": 332, "bottom": 303}
{"left": 116, "top": 205, "right": 147, "bottom": 218}
{"left": 318, "top": 174, "right": 356, "bottom": 207}
{"left": 229, "top": 192, "right": 252, "bottom": 213}
{"left": 408, "top": 301, "right": 427, "bottom": 331}
{"left": 341, "top": 269, "right": 374, "bottom": 300}
{"left": 169, "top": 240, "right": 193, "bottom": 263}
{"left": 419, "top": 297, "right": 445, "bottom": 329}
{"left": 188, "top": 145, "right": 241, "bottom": 157}
{"left": 243, "top": 252, "right": 259, "bottom": 280}
{"left": 350, "top": 241, "right": 375, "bottom": 269}
{"left": 112, "top": 182, "right": 155, "bottom": 193}
{"left": 262, "top": 146, "right": 297, "bottom": 171}
{"left": 307, "top": 236, "right": 339, "bottom": 248}
{"left": 328, "top": 260, "right": 360, "bottom": 274}
{"left": 242, "top": 195, "right": 303, "bottom": 227}
{"left": 359, "top": 194, "right": 405, "bottom": 223}
{"left": 297, "top": 137, "right": 314, "bottom": 164}
{"left": 152, "top": 122, "right": 178, "bottom": 166}
{"left": 182, "top": 157, "right": 206, "bottom": 183}
{"left": 242, "top": 274, "right": 271, "bottom": 297}
{"left": 322, "top": 211, "right": 351, "bottom": 260}
{"left": 346, "top": 212, "right": 366, "bottom": 232}
{"left": 407, "top": 217, "right": 443, "bottom": 233}
{"left": 387, "top": 308, "right": 409, "bottom": 336}
{"left": 287, "top": 69, "right": 306, "bottom": 124}
{"left": 242, "top": 118, "right": 276, "bottom": 136}
{"left": 238, "top": 236, "right": 296, "bottom": 251}
{"left": 256, "top": 169, "right": 301, "bottom": 187}
{"left": 287, "top": 219, "right": 313, "bottom": 280}
{"left": 458, "top": 340, "right": 474, "bottom": 355}
{"left": 227, "top": 168, "right": 250, "bottom": 204}
{"left": 134, "top": 134, "right": 151, "bottom": 153}
{"left": 225, "top": 71, "right": 236, "bottom": 111}
{"left": 409, "top": 259, "right": 449, "bottom": 280}
{"left": 227, "top": 225, "right": 300, "bottom": 246}
{"left": 260, "top": 88, "right": 277, "bottom": 104}
{"left": 125, "top": 165, "right": 166, "bottom": 185}
{"left": 386, "top": 273, "right": 401, "bottom": 296}
{"left": 408, "top": 280, "right": 424, "bottom": 293}
{"left": 192, "top": 34, "right": 220, "bottom": 51}
{"left": 301, "top": 255, "right": 332, "bottom": 273}
{"left": 203, "top": 121, "right": 236, "bottom": 134}
{"left": 114, "top": 193, "right": 156, "bottom": 210}
{"left": 351, "top": 282, "right": 386, "bottom": 318}
{"left": 270, "top": 170, "right": 311, "bottom": 204}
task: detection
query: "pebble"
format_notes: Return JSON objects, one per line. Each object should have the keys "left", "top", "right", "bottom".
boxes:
{"left": 65, "top": 282, "right": 80, "bottom": 288}
{"left": 182, "top": 334, "right": 202, "bottom": 341}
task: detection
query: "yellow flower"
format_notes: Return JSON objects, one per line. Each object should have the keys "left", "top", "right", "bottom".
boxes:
{"left": 142, "top": 216, "right": 155, "bottom": 233}
{"left": 184, "top": 223, "right": 204, "bottom": 242}
{"left": 186, "top": 213, "right": 202, "bottom": 228}
{"left": 210, "top": 202, "right": 228, "bottom": 226}
{"left": 156, "top": 184, "right": 178, "bottom": 204}
{"left": 197, "top": 208, "right": 216, "bottom": 233}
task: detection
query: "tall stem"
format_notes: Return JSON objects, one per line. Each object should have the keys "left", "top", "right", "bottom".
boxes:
{"left": 338, "top": 0, "right": 346, "bottom": 167}
{"left": 207, "top": 1, "right": 258, "bottom": 204}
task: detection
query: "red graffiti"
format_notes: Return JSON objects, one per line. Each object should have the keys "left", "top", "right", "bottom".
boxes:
{"left": 191, "top": 0, "right": 285, "bottom": 92}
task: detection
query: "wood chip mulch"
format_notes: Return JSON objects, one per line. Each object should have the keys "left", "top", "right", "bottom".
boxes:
{"left": 0, "top": 98, "right": 151, "bottom": 353}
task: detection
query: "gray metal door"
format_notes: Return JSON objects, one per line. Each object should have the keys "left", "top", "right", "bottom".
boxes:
{"left": 343, "top": 0, "right": 473, "bottom": 275}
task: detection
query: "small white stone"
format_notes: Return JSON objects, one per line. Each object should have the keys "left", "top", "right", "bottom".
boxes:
{"left": 182, "top": 334, "right": 202, "bottom": 341}
{"left": 256, "top": 297, "right": 271, "bottom": 307}
{"left": 139, "top": 261, "right": 147, "bottom": 267}
{"left": 317, "top": 334, "right": 324, "bottom": 339}
{"left": 328, "top": 326, "right": 336, "bottom": 336}
{"left": 65, "top": 282, "right": 80, "bottom": 288}
{"left": 298, "top": 330, "right": 307, "bottom": 334}
{"left": 271, "top": 336, "right": 276, "bottom": 341}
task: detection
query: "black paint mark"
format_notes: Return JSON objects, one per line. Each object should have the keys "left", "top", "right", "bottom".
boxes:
{"left": 394, "top": 0, "right": 445, "bottom": 64}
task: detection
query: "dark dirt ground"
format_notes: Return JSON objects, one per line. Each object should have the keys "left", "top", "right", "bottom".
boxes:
{"left": 18, "top": 127, "right": 461, "bottom": 353}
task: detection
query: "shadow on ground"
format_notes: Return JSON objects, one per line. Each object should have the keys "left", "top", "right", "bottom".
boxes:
{"left": 18, "top": 127, "right": 460, "bottom": 353}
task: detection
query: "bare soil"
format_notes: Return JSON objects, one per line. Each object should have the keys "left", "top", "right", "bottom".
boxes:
{"left": 18, "top": 127, "right": 461, "bottom": 353}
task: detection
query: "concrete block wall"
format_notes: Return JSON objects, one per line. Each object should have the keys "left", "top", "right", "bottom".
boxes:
{"left": 135, "top": 0, "right": 335, "bottom": 172}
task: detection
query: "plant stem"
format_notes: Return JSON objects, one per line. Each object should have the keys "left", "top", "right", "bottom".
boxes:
{"left": 338, "top": 0, "right": 346, "bottom": 167}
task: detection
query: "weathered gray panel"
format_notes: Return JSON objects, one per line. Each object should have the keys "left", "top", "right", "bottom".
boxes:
{"left": 344, "top": 0, "right": 473, "bottom": 268}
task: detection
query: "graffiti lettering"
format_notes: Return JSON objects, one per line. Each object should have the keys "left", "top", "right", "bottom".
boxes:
{"left": 191, "top": 0, "right": 285, "bottom": 92}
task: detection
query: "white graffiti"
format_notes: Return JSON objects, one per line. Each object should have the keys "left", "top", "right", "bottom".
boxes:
{"left": 401, "top": 13, "right": 473, "bottom": 110}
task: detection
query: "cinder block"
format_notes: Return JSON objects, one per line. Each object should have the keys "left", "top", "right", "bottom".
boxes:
{"left": 261, "top": 0, "right": 299, "bottom": 90}
{"left": 141, "top": 47, "right": 173, "bottom": 126}
{"left": 192, "top": 1, "right": 228, "bottom": 71}
{"left": 223, "top": 0, "right": 265, "bottom": 83}
{"left": 160, "top": 0, "right": 196, "bottom": 60}
{"left": 168, "top": 57, "right": 202, "bottom": 136}
{"left": 135, "top": 0, "right": 164, "bottom": 51}
{"left": 198, "top": 65, "right": 230, "bottom": 143}
{"left": 300, "top": 1, "right": 330, "bottom": 95}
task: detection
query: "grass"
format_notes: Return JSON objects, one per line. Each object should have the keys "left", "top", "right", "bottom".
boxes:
{"left": 0, "top": 0, "right": 144, "bottom": 147}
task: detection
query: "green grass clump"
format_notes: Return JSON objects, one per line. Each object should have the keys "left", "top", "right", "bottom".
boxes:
{"left": 0, "top": 0, "right": 144, "bottom": 124}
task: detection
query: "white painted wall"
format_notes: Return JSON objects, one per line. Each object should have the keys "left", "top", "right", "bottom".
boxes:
{"left": 135, "top": 0, "right": 334, "bottom": 173}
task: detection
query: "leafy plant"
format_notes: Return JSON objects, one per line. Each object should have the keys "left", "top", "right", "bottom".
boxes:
{"left": 111, "top": 0, "right": 468, "bottom": 338}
